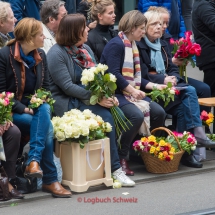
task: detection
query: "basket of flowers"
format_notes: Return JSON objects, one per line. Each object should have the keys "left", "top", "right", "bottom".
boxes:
{"left": 133, "top": 127, "right": 185, "bottom": 174}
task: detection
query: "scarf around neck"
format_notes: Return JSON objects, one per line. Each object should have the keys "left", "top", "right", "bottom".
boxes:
{"left": 19, "top": 45, "right": 35, "bottom": 68}
{"left": 64, "top": 45, "right": 96, "bottom": 68}
{"left": 118, "top": 31, "right": 141, "bottom": 91}
{"left": 144, "top": 36, "right": 165, "bottom": 74}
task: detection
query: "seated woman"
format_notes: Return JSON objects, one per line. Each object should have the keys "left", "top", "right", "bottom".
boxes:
{"left": 0, "top": 17, "right": 72, "bottom": 198}
{"left": 136, "top": 9, "right": 215, "bottom": 168}
{"left": 156, "top": 6, "right": 211, "bottom": 129}
{"left": 47, "top": 14, "right": 135, "bottom": 186}
{"left": 100, "top": 10, "right": 166, "bottom": 174}
{"left": 0, "top": 1, "right": 23, "bottom": 200}
{"left": 85, "top": 0, "right": 117, "bottom": 63}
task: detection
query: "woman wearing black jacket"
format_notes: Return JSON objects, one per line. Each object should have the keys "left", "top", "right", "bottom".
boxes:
{"left": 192, "top": 0, "right": 215, "bottom": 96}
{"left": 85, "top": 0, "right": 117, "bottom": 63}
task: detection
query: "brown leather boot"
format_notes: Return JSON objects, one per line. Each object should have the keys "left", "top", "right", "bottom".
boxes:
{"left": 42, "top": 182, "right": 72, "bottom": 198}
{"left": 24, "top": 161, "right": 43, "bottom": 178}
{"left": 120, "top": 159, "right": 134, "bottom": 176}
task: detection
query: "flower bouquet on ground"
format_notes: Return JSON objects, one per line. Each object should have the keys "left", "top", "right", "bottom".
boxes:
{"left": 167, "top": 131, "right": 197, "bottom": 155}
{"left": 51, "top": 109, "right": 112, "bottom": 149}
{"left": 146, "top": 82, "right": 180, "bottom": 107}
{"left": 27, "top": 88, "right": 55, "bottom": 112}
{"left": 170, "top": 31, "right": 201, "bottom": 83}
{"left": 81, "top": 63, "right": 132, "bottom": 138}
{"left": 0, "top": 92, "right": 14, "bottom": 161}
{"left": 132, "top": 127, "right": 184, "bottom": 174}
{"left": 200, "top": 110, "right": 214, "bottom": 127}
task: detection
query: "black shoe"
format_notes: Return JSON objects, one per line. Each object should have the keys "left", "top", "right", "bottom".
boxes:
{"left": 181, "top": 154, "right": 203, "bottom": 168}
{"left": 195, "top": 137, "right": 215, "bottom": 148}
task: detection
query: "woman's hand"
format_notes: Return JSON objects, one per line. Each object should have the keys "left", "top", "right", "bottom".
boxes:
{"left": 98, "top": 97, "right": 119, "bottom": 108}
{"left": 130, "top": 88, "right": 146, "bottom": 100}
{"left": 88, "top": 21, "right": 97, "bottom": 30}
{"left": 164, "top": 76, "right": 177, "bottom": 86}
{"left": 156, "top": 84, "right": 167, "bottom": 90}
{"left": 24, "top": 108, "right": 34, "bottom": 115}
{"left": 4, "top": 121, "right": 13, "bottom": 131}
{"left": 172, "top": 57, "right": 184, "bottom": 66}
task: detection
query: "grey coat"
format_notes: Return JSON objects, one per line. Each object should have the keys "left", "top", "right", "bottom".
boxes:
{"left": 47, "top": 44, "right": 92, "bottom": 117}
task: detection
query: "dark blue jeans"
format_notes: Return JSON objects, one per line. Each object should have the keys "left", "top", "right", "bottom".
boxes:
{"left": 13, "top": 103, "right": 58, "bottom": 184}
{"left": 69, "top": 100, "right": 121, "bottom": 172}
{"left": 188, "top": 77, "right": 211, "bottom": 112}
{"left": 168, "top": 85, "right": 202, "bottom": 132}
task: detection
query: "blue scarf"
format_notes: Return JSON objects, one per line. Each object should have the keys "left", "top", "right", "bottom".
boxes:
{"left": 144, "top": 36, "right": 165, "bottom": 74}
{"left": 20, "top": 46, "right": 36, "bottom": 69}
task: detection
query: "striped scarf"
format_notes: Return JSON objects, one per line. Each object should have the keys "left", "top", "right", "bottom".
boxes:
{"left": 118, "top": 31, "right": 141, "bottom": 91}
{"left": 118, "top": 31, "right": 151, "bottom": 136}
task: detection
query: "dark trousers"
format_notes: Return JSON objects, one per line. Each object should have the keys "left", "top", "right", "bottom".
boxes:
{"left": 188, "top": 77, "right": 211, "bottom": 112}
{"left": 119, "top": 102, "right": 166, "bottom": 159}
{"left": 203, "top": 68, "right": 215, "bottom": 97}
{"left": 1, "top": 125, "right": 21, "bottom": 179}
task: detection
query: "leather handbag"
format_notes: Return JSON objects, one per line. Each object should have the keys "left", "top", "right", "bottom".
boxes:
{"left": 0, "top": 166, "right": 11, "bottom": 201}
{"left": 15, "top": 153, "right": 37, "bottom": 194}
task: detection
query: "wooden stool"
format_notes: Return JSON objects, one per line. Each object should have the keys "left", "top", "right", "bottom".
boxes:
{"left": 198, "top": 97, "right": 215, "bottom": 133}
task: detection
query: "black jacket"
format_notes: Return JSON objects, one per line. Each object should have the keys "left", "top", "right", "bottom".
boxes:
{"left": 0, "top": 42, "right": 49, "bottom": 114}
{"left": 137, "top": 38, "right": 185, "bottom": 110}
{"left": 85, "top": 24, "right": 118, "bottom": 63}
{"left": 192, "top": 0, "right": 215, "bottom": 70}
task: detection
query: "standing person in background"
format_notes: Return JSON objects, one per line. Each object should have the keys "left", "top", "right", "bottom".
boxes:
{"left": 64, "top": 0, "right": 81, "bottom": 14}
{"left": 8, "top": 0, "right": 41, "bottom": 23}
{"left": 180, "top": 0, "right": 194, "bottom": 31}
{"left": 192, "top": 0, "right": 215, "bottom": 97}
{"left": 138, "top": 0, "right": 186, "bottom": 39}
{"left": 85, "top": 0, "right": 117, "bottom": 63}
{"left": 40, "top": 0, "right": 67, "bottom": 53}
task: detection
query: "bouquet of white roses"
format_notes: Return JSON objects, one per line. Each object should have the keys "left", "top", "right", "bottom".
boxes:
{"left": 81, "top": 63, "right": 131, "bottom": 138}
{"left": 51, "top": 109, "right": 112, "bottom": 149}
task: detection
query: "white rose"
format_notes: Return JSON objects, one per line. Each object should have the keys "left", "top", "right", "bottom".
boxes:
{"left": 64, "top": 125, "right": 73, "bottom": 139}
{"left": 81, "top": 76, "right": 89, "bottom": 85}
{"left": 55, "top": 130, "right": 66, "bottom": 142}
{"left": 81, "top": 126, "right": 89, "bottom": 136}
{"left": 169, "top": 89, "right": 175, "bottom": 95}
{"left": 104, "top": 122, "right": 112, "bottom": 132}
{"left": 191, "top": 145, "right": 196, "bottom": 151}
{"left": 71, "top": 126, "right": 81, "bottom": 138}
{"left": 113, "top": 180, "right": 122, "bottom": 189}
{"left": 109, "top": 74, "right": 117, "bottom": 82}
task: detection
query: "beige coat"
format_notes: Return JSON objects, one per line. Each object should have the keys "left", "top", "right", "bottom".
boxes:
{"left": 42, "top": 23, "right": 56, "bottom": 54}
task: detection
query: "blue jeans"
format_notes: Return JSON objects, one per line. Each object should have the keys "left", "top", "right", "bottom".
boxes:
{"left": 13, "top": 103, "right": 58, "bottom": 184}
{"left": 168, "top": 86, "right": 202, "bottom": 132}
{"left": 69, "top": 100, "right": 121, "bottom": 172}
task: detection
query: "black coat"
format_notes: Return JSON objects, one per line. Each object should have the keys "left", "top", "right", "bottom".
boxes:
{"left": 0, "top": 43, "right": 49, "bottom": 114}
{"left": 85, "top": 24, "right": 118, "bottom": 63}
{"left": 136, "top": 38, "right": 185, "bottom": 111}
{"left": 192, "top": 0, "right": 215, "bottom": 70}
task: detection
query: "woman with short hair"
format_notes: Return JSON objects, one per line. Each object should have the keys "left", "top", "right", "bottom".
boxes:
{"left": 0, "top": 17, "right": 72, "bottom": 198}
{"left": 101, "top": 10, "right": 167, "bottom": 174}
{"left": 137, "top": 9, "right": 215, "bottom": 168}
{"left": 47, "top": 14, "right": 135, "bottom": 186}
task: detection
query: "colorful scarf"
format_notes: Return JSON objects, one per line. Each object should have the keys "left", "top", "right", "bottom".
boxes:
{"left": 64, "top": 45, "right": 96, "bottom": 68}
{"left": 118, "top": 31, "right": 150, "bottom": 136}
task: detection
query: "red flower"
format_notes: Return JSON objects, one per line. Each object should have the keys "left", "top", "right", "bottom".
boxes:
{"left": 165, "top": 156, "right": 171, "bottom": 162}
{"left": 175, "top": 89, "right": 180, "bottom": 95}
{"left": 185, "top": 31, "right": 192, "bottom": 40}
{"left": 200, "top": 110, "right": 209, "bottom": 121}
{"left": 187, "top": 138, "right": 193, "bottom": 143}
{"left": 170, "top": 38, "right": 175, "bottom": 45}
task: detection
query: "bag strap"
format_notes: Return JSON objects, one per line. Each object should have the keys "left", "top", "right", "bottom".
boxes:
{"left": 192, "top": 24, "right": 215, "bottom": 46}
{"left": 86, "top": 139, "right": 104, "bottom": 171}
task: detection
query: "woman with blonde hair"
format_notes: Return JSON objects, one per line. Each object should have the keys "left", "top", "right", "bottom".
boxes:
{"left": 137, "top": 8, "right": 215, "bottom": 168}
{"left": 0, "top": 17, "right": 72, "bottom": 198}
{"left": 0, "top": 1, "right": 17, "bottom": 48}
{"left": 85, "top": 0, "right": 117, "bottom": 62}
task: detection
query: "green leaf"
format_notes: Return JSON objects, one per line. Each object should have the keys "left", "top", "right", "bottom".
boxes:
{"left": 90, "top": 95, "right": 98, "bottom": 105}
{"left": 107, "top": 82, "right": 117, "bottom": 92}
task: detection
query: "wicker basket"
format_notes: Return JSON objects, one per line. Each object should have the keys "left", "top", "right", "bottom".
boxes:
{"left": 141, "top": 127, "right": 184, "bottom": 174}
